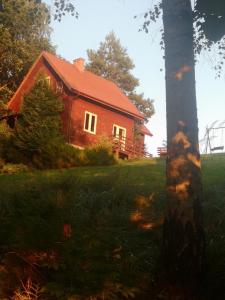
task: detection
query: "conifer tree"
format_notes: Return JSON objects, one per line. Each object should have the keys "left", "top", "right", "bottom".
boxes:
{"left": 14, "top": 75, "right": 64, "bottom": 164}
{"left": 86, "top": 32, "right": 155, "bottom": 122}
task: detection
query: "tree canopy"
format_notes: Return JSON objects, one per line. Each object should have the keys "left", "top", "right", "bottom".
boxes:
{"left": 0, "top": 0, "right": 78, "bottom": 21}
{"left": 140, "top": 0, "right": 225, "bottom": 71}
{"left": 86, "top": 32, "right": 155, "bottom": 122}
{"left": 0, "top": 0, "right": 54, "bottom": 103}
{"left": 194, "top": 0, "right": 225, "bottom": 42}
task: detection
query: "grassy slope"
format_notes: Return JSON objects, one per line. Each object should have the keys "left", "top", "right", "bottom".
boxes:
{"left": 201, "top": 155, "right": 225, "bottom": 298}
{"left": 0, "top": 156, "right": 224, "bottom": 298}
{"left": 0, "top": 158, "right": 164, "bottom": 193}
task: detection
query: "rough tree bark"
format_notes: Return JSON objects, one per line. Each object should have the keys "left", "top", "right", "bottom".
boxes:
{"left": 162, "top": 0, "right": 204, "bottom": 292}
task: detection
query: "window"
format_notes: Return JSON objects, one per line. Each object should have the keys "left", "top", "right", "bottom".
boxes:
{"left": 37, "top": 75, "right": 51, "bottom": 85}
{"left": 113, "top": 124, "right": 126, "bottom": 150}
{"left": 113, "top": 124, "right": 126, "bottom": 139}
{"left": 56, "top": 81, "right": 63, "bottom": 93}
{"left": 45, "top": 76, "right": 51, "bottom": 86}
{"left": 84, "top": 111, "right": 97, "bottom": 134}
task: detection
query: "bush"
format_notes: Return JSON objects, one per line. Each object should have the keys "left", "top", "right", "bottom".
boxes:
{"left": 3, "top": 137, "right": 85, "bottom": 170}
{"left": 35, "top": 139, "right": 117, "bottom": 168}
{"left": 27, "top": 142, "right": 84, "bottom": 169}
{"left": 3, "top": 138, "right": 116, "bottom": 170}
{"left": 0, "top": 158, "right": 5, "bottom": 169}
{"left": 0, "top": 121, "right": 13, "bottom": 158}
{"left": 37, "top": 139, "right": 117, "bottom": 169}
{"left": 0, "top": 163, "right": 29, "bottom": 174}
{"left": 0, "top": 122, "right": 25, "bottom": 168}
{"left": 2, "top": 135, "right": 29, "bottom": 165}
{"left": 39, "top": 138, "right": 117, "bottom": 169}
{"left": 84, "top": 137, "right": 117, "bottom": 166}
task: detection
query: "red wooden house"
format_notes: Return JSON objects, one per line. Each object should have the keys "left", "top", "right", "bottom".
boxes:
{"left": 8, "top": 51, "right": 152, "bottom": 158}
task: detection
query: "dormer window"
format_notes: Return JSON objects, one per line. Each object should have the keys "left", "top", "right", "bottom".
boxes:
{"left": 84, "top": 111, "right": 97, "bottom": 134}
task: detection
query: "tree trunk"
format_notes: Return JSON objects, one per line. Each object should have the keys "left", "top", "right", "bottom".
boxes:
{"left": 162, "top": 0, "right": 204, "bottom": 290}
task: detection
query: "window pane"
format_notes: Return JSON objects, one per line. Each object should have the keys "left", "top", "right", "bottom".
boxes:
{"left": 85, "top": 113, "right": 90, "bottom": 130}
{"left": 56, "top": 82, "right": 63, "bottom": 93}
{"left": 91, "top": 115, "right": 95, "bottom": 132}
{"left": 45, "top": 77, "right": 51, "bottom": 86}
{"left": 113, "top": 126, "right": 117, "bottom": 137}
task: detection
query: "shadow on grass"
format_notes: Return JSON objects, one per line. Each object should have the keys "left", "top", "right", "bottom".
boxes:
{"left": 0, "top": 159, "right": 166, "bottom": 299}
{"left": 0, "top": 156, "right": 224, "bottom": 299}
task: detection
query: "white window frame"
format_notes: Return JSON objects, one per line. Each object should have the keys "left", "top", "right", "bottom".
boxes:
{"left": 112, "top": 124, "right": 127, "bottom": 150}
{"left": 84, "top": 111, "right": 97, "bottom": 134}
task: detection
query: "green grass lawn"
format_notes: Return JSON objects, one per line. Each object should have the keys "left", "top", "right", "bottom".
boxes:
{"left": 0, "top": 155, "right": 224, "bottom": 299}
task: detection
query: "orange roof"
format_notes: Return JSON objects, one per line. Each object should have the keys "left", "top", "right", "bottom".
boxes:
{"left": 140, "top": 124, "right": 153, "bottom": 136}
{"left": 41, "top": 52, "right": 144, "bottom": 119}
{"left": 8, "top": 52, "right": 144, "bottom": 119}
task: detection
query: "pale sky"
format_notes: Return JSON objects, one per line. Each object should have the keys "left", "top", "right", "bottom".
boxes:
{"left": 47, "top": 0, "right": 225, "bottom": 156}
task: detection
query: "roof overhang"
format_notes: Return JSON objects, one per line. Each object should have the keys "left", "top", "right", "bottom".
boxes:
{"left": 71, "top": 88, "right": 145, "bottom": 121}
{"left": 140, "top": 125, "right": 153, "bottom": 136}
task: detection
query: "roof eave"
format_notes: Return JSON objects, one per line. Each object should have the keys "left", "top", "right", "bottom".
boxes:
{"left": 141, "top": 128, "right": 153, "bottom": 137}
{"left": 71, "top": 88, "right": 144, "bottom": 120}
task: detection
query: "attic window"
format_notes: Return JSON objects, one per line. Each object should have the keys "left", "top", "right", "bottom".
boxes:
{"left": 84, "top": 111, "right": 97, "bottom": 134}
{"left": 45, "top": 76, "right": 51, "bottom": 86}
{"left": 56, "top": 81, "right": 63, "bottom": 93}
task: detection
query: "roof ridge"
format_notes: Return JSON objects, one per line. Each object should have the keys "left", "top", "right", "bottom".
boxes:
{"left": 45, "top": 51, "right": 123, "bottom": 90}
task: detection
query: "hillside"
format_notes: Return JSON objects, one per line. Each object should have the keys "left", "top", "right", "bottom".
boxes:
{"left": 0, "top": 156, "right": 224, "bottom": 299}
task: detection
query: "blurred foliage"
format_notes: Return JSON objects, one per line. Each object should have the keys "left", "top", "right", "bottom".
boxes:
{"left": 138, "top": 0, "right": 225, "bottom": 76}
{"left": 0, "top": 0, "right": 55, "bottom": 103}
{"left": 194, "top": 0, "right": 225, "bottom": 43}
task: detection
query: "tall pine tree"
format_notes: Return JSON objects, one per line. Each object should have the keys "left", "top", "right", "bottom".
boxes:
{"left": 86, "top": 32, "right": 155, "bottom": 122}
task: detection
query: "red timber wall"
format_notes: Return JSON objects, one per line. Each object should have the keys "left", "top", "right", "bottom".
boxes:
{"left": 67, "top": 96, "right": 135, "bottom": 148}
{"left": 8, "top": 57, "right": 136, "bottom": 148}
